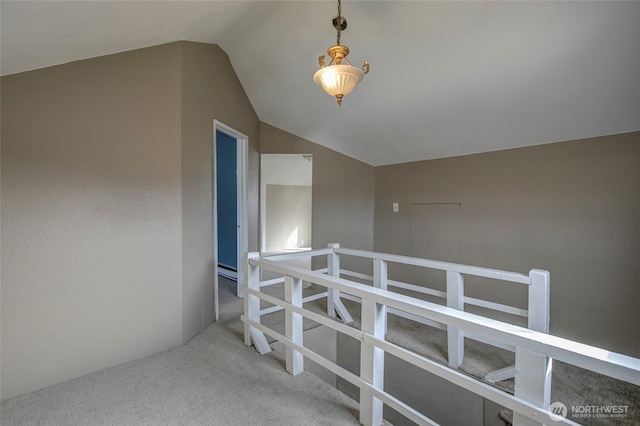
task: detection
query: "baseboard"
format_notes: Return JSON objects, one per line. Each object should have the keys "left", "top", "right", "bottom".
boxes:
{"left": 218, "top": 265, "right": 237, "bottom": 281}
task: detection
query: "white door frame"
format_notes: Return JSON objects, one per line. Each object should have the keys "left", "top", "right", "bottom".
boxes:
{"left": 213, "top": 120, "right": 248, "bottom": 320}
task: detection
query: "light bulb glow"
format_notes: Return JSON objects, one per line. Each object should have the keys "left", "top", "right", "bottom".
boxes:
{"left": 313, "top": 64, "right": 365, "bottom": 99}
{"left": 321, "top": 68, "right": 338, "bottom": 90}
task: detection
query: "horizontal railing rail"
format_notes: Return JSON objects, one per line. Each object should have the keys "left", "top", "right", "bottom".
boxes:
{"left": 337, "top": 263, "right": 529, "bottom": 358}
{"left": 259, "top": 247, "right": 333, "bottom": 262}
{"left": 248, "top": 256, "right": 640, "bottom": 384}
{"left": 328, "top": 245, "right": 545, "bottom": 375}
{"left": 243, "top": 246, "right": 640, "bottom": 426}
{"left": 339, "top": 268, "right": 529, "bottom": 318}
{"left": 335, "top": 247, "right": 532, "bottom": 285}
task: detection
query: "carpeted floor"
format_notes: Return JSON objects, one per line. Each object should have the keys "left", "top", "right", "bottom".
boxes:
{"left": 227, "top": 279, "right": 640, "bottom": 426}
{"left": 3, "top": 276, "right": 637, "bottom": 426}
{"left": 0, "top": 278, "right": 364, "bottom": 426}
{"left": 371, "top": 306, "right": 640, "bottom": 426}
{"left": 315, "top": 294, "right": 640, "bottom": 426}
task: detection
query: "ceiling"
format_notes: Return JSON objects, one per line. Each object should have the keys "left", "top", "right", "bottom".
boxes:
{"left": 2, "top": 1, "right": 639, "bottom": 166}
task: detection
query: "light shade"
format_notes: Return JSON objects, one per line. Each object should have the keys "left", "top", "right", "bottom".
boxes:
{"left": 313, "top": 64, "right": 365, "bottom": 105}
{"left": 313, "top": 1, "right": 369, "bottom": 107}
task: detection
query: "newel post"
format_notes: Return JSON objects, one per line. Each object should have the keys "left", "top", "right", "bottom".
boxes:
{"left": 244, "top": 252, "right": 270, "bottom": 354}
{"left": 513, "top": 269, "right": 552, "bottom": 426}
{"left": 446, "top": 271, "right": 465, "bottom": 368}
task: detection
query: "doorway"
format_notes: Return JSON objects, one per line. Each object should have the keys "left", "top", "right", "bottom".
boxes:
{"left": 259, "top": 153, "right": 313, "bottom": 277}
{"left": 260, "top": 154, "right": 313, "bottom": 254}
{"left": 213, "top": 120, "right": 248, "bottom": 321}
{"left": 216, "top": 130, "right": 238, "bottom": 279}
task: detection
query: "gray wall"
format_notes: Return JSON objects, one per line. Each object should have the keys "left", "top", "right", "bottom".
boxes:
{"left": 374, "top": 132, "right": 640, "bottom": 357}
{"left": 179, "top": 42, "right": 260, "bottom": 343}
{"left": 265, "top": 184, "right": 312, "bottom": 251}
{"left": 1, "top": 41, "right": 260, "bottom": 400}
{"left": 259, "top": 123, "right": 375, "bottom": 270}
{"left": 1, "top": 44, "right": 184, "bottom": 400}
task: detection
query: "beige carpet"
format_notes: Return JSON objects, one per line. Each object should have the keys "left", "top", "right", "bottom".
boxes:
{"left": 5, "top": 275, "right": 636, "bottom": 426}
{"left": 0, "top": 278, "right": 364, "bottom": 426}
{"left": 232, "top": 279, "right": 640, "bottom": 426}
{"left": 375, "top": 308, "right": 640, "bottom": 426}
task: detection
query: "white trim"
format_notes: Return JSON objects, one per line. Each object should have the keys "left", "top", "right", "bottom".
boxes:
{"left": 218, "top": 266, "right": 238, "bottom": 281}
{"left": 243, "top": 248, "right": 640, "bottom": 426}
{"left": 213, "top": 120, "right": 249, "bottom": 321}
{"left": 259, "top": 156, "right": 266, "bottom": 253}
{"left": 336, "top": 247, "right": 531, "bottom": 285}
{"left": 251, "top": 255, "right": 640, "bottom": 385}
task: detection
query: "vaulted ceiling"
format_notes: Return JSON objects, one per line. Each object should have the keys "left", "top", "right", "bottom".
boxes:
{"left": 2, "top": 1, "right": 639, "bottom": 166}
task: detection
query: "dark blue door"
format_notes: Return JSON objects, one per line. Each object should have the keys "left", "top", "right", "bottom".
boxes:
{"left": 216, "top": 130, "right": 237, "bottom": 271}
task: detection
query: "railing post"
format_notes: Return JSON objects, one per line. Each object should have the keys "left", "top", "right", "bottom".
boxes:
{"left": 527, "top": 269, "right": 550, "bottom": 334}
{"left": 244, "top": 252, "right": 271, "bottom": 354}
{"left": 373, "top": 259, "right": 388, "bottom": 291}
{"left": 513, "top": 269, "right": 551, "bottom": 426}
{"left": 244, "top": 252, "right": 259, "bottom": 347}
{"left": 327, "top": 243, "right": 340, "bottom": 318}
{"left": 446, "top": 271, "right": 464, "bottom": 368}
{"left": 326, "top": 243, "right": 353, "bottom": 323}
{"left": 374, "top": 259, "right": 388, "bottom": 334}
{"left": 360, "top": 298, "right": 386, "bottom": 426}
{"left": 285, "top": 275, "right": 304, "bottom": 375}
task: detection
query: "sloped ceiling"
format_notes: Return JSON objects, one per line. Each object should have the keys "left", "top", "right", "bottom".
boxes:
{"left": 2, "top": 1, "right": 639, "bottom": 166}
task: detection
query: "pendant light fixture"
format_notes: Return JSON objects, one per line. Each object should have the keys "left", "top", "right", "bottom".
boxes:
{"left": 313, "top": 0, "right": 369, "bottom": 106}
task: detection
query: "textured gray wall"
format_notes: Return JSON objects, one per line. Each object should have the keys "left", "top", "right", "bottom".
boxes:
{"left": 179, "top": 42, "right": 259, "bottom": 343}
{"left": 374, "top": 132, "right": 640, "bottom": 357}
{"left": 264, "top": 184, "right": 312, "bottom": 251}
{"left": 1, "top": 44, "right": 184, "bottom": 399}
{"left": 336, "top": 132, "right": 639, "bottom": 425}
{"left": 0, "top": 41, "right": 261, "bottom": 400}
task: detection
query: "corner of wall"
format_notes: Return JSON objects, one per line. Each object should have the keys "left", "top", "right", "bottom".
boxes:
{"left": 179, "top": 41, "right": 260, "bottom": 343}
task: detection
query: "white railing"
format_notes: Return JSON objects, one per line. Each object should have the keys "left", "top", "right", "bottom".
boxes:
{"left": 242, "top": 245, "right": 640, "bottom": 426}
{"left": 329, "top": 245, "right": 548, "bottom": 379}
